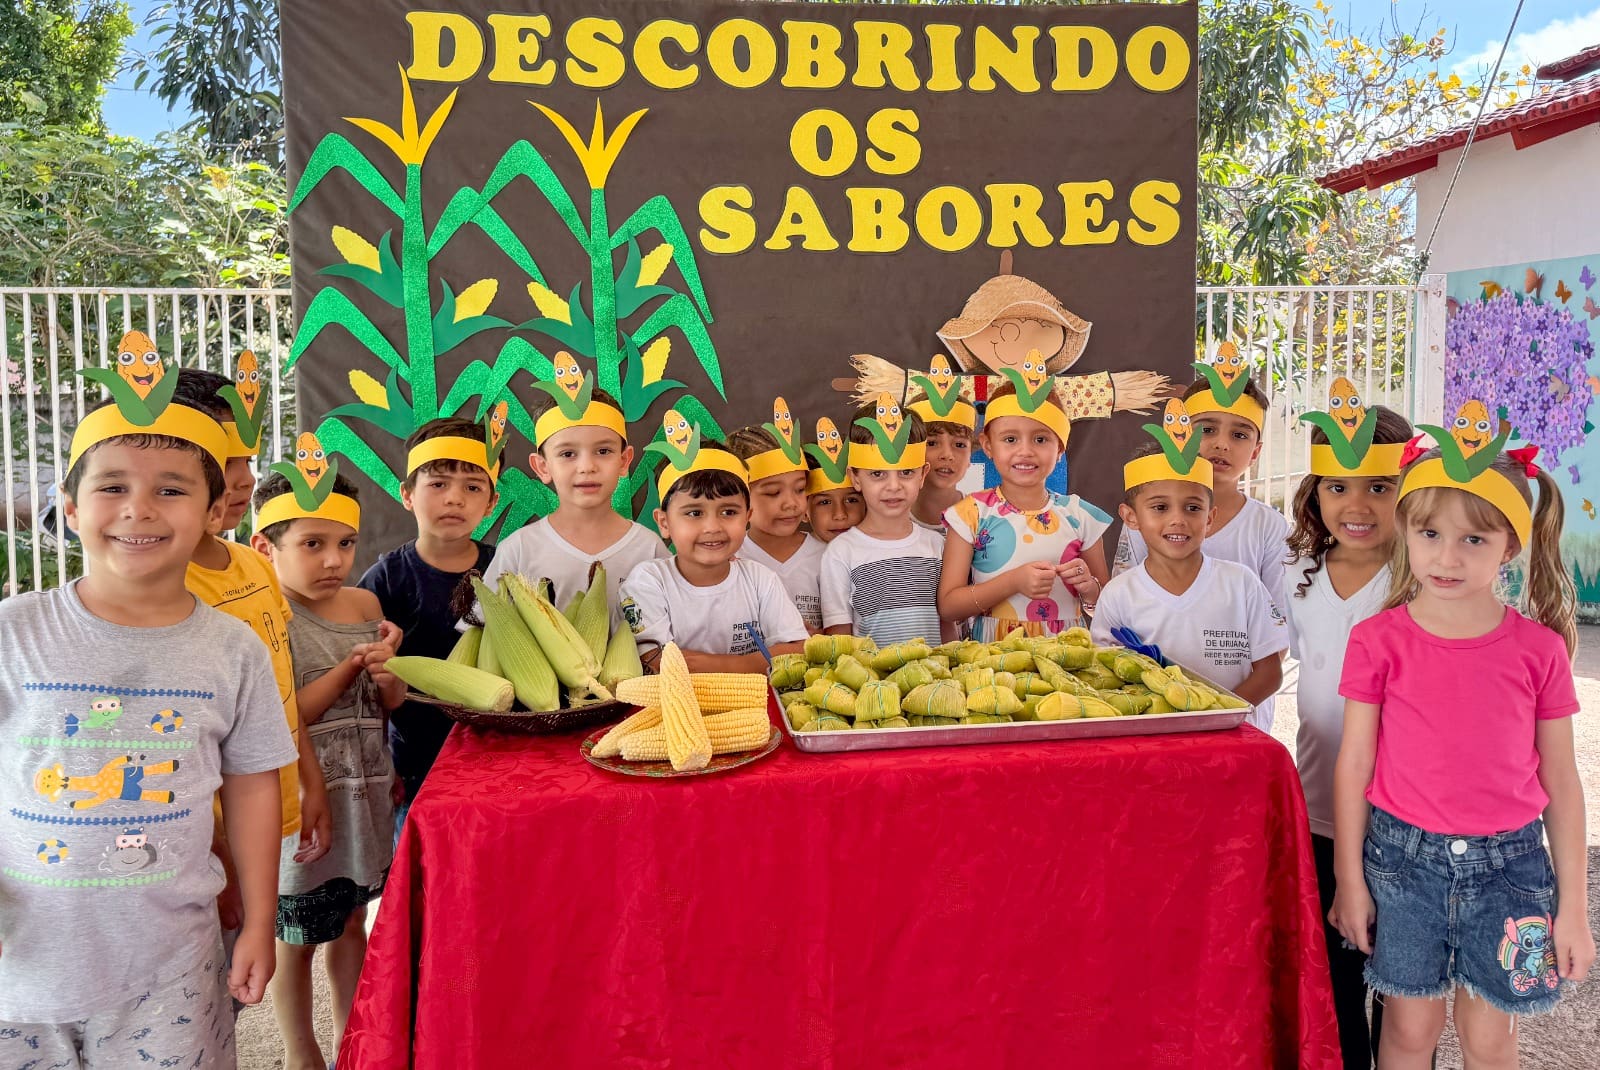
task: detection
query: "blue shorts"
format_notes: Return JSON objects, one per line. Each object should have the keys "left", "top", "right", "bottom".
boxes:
{"left": 1364, "top": 806, "right": 1564, "bottom": 1015}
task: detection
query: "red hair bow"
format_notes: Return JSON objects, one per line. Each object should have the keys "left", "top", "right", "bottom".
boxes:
{"left": 1398, "top": 434, "right": 1428, "bottom": 468}
{"left": 1506, "top": 445, "right": 1540, "bottom": 476}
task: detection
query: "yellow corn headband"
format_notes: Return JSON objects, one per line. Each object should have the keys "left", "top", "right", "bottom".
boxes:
{"left": 807, "top": 468, "right": 853, "bottom": 495}
{"left": 909, "top": 398, "right": 977, "bottom": 432}
{"left": 1185, "top": 392, "right": 1266, "bottom": 432}
{"left": 406, "top": 437, "right": 499, "bottom": 482}
{"left": 1310, "top": 442, "right": 1406, "bottom": 478}
{"left": 1397, "top": 458, "right": 1531, "bottom": 549}
{"left": 534, "top": 399, "right": 627, "bottom": 448}
{"left": 1124, "top": 454, "right": 1215, "bottom": 492}
{"left": 254, "top": 491, "right": 361, "bottom": 533}
{"left": 981, "top": 394, "right": 1070, "bottom": 446}
{"left": 657, "top": 449, "right": 749, "bottom": 502}
{"left": 222, "top": 422, "right": 258, "bottom": 459}
{"left": 746, "top": 448, "right": 808, "bottom": 484}
{"left": 69, "top": 402, "right": 231, "bottom": 476}
{"left": 850, "top": 440, "right": 928, "bottom": 472}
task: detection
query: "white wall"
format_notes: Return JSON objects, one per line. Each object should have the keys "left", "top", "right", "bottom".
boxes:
{"left": 1415, "top": 122, "right": 1600, "bottom": 274}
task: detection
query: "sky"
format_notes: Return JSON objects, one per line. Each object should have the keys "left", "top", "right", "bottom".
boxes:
{"left": 99, "top": 0, "right": 1600, "bottom": 141}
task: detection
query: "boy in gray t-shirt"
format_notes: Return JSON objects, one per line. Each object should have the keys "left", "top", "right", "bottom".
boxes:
{"left": 0, "top": 368, "right": 295, "bottom": 1067}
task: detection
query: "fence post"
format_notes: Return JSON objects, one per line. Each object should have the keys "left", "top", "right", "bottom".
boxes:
{"left": 1412, "top": 273, "right": 1447, "bottom": 424}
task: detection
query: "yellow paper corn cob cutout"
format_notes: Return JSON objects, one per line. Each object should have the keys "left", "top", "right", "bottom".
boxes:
{"left": 453, "top": 279, "right": 498, "bottom": 322}
{"left": 349, "top": 369, "right": 388, "bottom": 409}
{"left": 641, "top": 337, "right": 671, "bottom": 385}
{"left": 527, "top": 280, "right": 572, "bottom": 324}
{"left": 637, "top": 243, "right": 674, "bottom": 287}
{"left": 331, "top": 226, "right": 381, "bottom": 271}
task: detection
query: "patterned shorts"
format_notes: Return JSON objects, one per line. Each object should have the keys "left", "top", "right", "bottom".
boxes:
{"left": 276, "top": 875, "right": 382, "bottom": 945}
{"left": 1364, "top": 806, "right": 1564, "bottom": 1015}
{"left": 0, "top": 941, "right": 234, "bottom": 1069}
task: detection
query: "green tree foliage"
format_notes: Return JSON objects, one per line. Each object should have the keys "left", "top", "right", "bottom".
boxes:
{"left": 0, "top": 0, "right": 133, "bottom": 131}
{"left": 131, "top": 0, "right": 283, "bottom": 158}
{"left": 0, "top": 125, "right": 288, "bottom": 288}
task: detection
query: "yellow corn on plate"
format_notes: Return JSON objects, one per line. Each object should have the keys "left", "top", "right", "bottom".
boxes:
{"left": 616, "top": 672, "right": 769, "bottom": 713}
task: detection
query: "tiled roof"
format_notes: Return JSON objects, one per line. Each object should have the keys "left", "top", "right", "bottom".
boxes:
{"left": 1537, "top": 43, "right": 1600, "bottom": 81}
{"left": 1318, "top": 71, "right": 1600, "bottom": 193}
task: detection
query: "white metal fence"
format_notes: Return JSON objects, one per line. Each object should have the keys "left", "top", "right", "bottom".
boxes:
{"left": 0, "top": 280, "right": 1447, "bottom": 596}
{"left": 1204, "top": 276, "right": 1447, "bottom": 511}
{"left": 1, "top": 287, "right": 295, "bottom": 595}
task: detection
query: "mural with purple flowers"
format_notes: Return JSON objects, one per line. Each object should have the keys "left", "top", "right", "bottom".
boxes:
{"left": 1447, "top": 254, "right": 1600, "bottom": 614}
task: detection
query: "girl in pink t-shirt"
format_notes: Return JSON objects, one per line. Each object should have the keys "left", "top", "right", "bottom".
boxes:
{"left": 1331, "top": 436, "right": 1595, "bottom": 1068}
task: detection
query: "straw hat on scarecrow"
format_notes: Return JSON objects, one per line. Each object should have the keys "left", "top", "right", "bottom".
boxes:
{"left": 846, "top": 251, "right": 1168, "bottom": 418}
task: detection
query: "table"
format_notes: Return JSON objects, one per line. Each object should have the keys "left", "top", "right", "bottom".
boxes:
{"left": 343, "top": 721, "right": 1340, "bottom": 1069}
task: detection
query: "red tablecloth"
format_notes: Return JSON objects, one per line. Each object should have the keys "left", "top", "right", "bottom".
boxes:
{"left": 344, "top": 722, "right": 1339, "bottom": 1069}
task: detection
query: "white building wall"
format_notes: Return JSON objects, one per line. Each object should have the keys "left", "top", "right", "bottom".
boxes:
{"left": 1415, "top": 122, "right": 1600, "bottom": 273}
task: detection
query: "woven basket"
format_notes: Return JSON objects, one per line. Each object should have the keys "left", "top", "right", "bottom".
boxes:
{"left": 406, "top": 691, "right": 633, "bottom": 735}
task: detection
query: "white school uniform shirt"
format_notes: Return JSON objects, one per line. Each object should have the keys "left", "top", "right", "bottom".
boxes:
{"left": 620, "top": 558, "right": 808, "bottom": 657}
{"left": 738, "top": 535, "right": 826, "bottom": 630}
{"left": 1090, "top": 555, "right": 1289, "bottom": 732}
{"left": 820, "top": 525, "right": 945, "bottom": 646}
{"left": 1114, "top": 497, "right": 1290, "bottom": 609}
{"left": 476, "top": 518, "right": 668, "bottom": 626}
{"left": 1283, "top": 558, "right": 1389, "bottom": 839}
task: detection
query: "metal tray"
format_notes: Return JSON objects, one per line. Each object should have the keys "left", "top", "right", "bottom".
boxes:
{"left": 778, "top": 669, "right": 1251, "bottom": 753}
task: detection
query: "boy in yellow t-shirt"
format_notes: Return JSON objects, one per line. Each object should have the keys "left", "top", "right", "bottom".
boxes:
{"left": 177, "top": 370, "right": 330, "bottom": 926}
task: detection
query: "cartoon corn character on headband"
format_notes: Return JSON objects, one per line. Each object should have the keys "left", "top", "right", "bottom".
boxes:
{"left": 1398, "top": 400, "right": 1530, "bottom": 547}
{"left": 1184, "top": 341, "right": 1266, "bottom": 431}
{"left": 980, "top": 350, "right": 1071, "bottom": 445}
{"left": 746, "top": 397, "right": 808, "bottom": 483}
{"left": 1124, "top": 399, "right": 1215, "bottom": 491}
{"left": 68, "top": 330, "right": 231, "bottom": 475}
{"left": 907, "top": 355, "right": 977, "bottom": 431}
{"left": 1298, "top": 377, "right": 1406, "bottom": 478}
{"left": 405, "top": 402, "right": 509, "bottom": 483}
{"left": 647, "top": 409, "right": 749, "bottom": 501}
{"left": 218, "top": 350, "right": 265, "bottom": 458}
{"left": 805, "top": 418, "right": 852, "bottom": 494}
{"left": 531, "top": 354, "right": 627, "bottom": 446}
{"left": 852, "top": 393, "right": 927, "bottom": 471}
{"left": 254, "top": 433, "right": 361, "bottom": 532}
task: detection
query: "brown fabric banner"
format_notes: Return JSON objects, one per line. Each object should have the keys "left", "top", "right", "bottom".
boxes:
{"left": 282, "top": 0, "right": 1197, "bottom": 556}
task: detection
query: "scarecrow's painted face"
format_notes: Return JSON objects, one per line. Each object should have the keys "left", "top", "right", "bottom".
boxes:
{"left": 1327, "top": 378, "right": 1365, "bottom": 438}
{"left": 875, "top": 393, "right": 903, "bottom": 439}
{"left": 928, "top": 355, "right": 956, "bottom": 393}
{"left": 663, "top": 409, "right": 693, "bottom": 453}
{"left": 1451, "top": 401, "right": 1493, "bottom": 458}
{"left": 1213, "top": 342, "right": 1246, "bottom": 387}
{"left": 295, "top": 433, "right": 328, "bottom": 486}
{"left": 1162, "top": 398, "right": 1193, "bottom": 451}
{"left": 115, "top": 331, "right": 164, "bottom": 398}
{"left": 772, "top": 397, "right": 794, "bottom": 443}
{"left": 553, "top": 352, "right": 584, "bottom": 398}
{"left": 235, "top": 351, "right": 261, "bottom": 414}
{"left": 815, "top": 419, "right": 843, "bottom": 462}
{"left": 965, "top": 315, "right": 1066, "bottom": 372}
{"left": 488, "top": 401, "right": 509, "bottom": 449}
{"left": 1020, "top": 351, "right": 1049, "bottom": 394}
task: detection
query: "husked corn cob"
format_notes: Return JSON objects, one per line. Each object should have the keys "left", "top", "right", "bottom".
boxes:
{"left": 476, "top": 624, "right": 501, "bottom": 676}
{"left": 598, "top": 623, "right": 645, "bottom": 689}
{"left": 658, "top": 643, "right": 711, "bottom": 771}
{"left": 447, "top": 626, "right": 482, "bottom": 666}
{"left": 591, "top": 705, "right": 663, "bottom": 758}
{"left": 615, "top": 672, "right": 768, "bottom": 713}
{"left": 574, "top": 565, "right": 610, "bottom": 663}
{"left": 618, "top": 707, "right": 770, "bottom": 761}
{"left": 505, "top": 574, "right": 612, "bottom": 701}
{"left": 470, "top": 577, "right": 560, "bottom": 711}
{"left": 387, "top": 656, "right": 515, "bottom": 712}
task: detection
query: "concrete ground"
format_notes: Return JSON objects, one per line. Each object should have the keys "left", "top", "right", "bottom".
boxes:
{"left": 236, "top": 630, "right": 1600, "bottom": 1069}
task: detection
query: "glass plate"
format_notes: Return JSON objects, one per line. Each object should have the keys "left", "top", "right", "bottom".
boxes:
{"left": 580, "top": 725, "right": 782, "bottom": 778}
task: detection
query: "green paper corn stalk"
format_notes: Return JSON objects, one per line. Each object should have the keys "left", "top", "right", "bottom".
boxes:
{"left": 286, "top": 69, "right": 729, "bottom": 529}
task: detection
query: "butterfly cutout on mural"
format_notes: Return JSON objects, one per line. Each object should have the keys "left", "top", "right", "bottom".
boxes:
{"left": 1585, "top": 297, "right": 1600, "bottom": 321}
{"left": 1524, "top": 269, "right": 1543, "bottom": 297}
{"left": 1581, "top": 265, "right": 1596, "bottom": 290}
{"left": 1556, "top": 279, "right": 1573, "bottom": 303}
{"left": 1480, "top": 281, "right": 1504, "bottom": 299}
